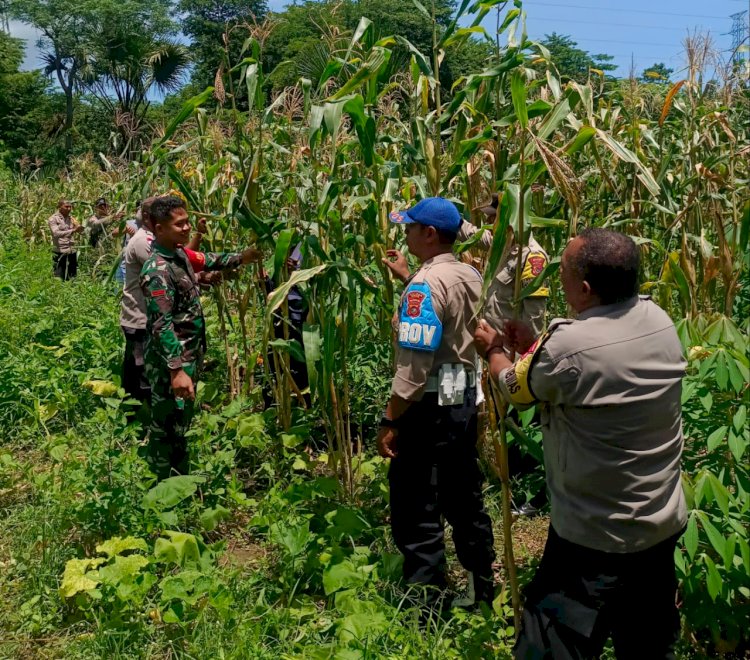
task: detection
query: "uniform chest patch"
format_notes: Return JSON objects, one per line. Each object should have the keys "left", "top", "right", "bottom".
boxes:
{"left": 405, "top": 291, "right": 426, "bottom": 318}
{"left": 528, "top": 254, "right": 546, "bottom": 276}
{"left": 398, "top": 282, "right": 442, "bottom": 352}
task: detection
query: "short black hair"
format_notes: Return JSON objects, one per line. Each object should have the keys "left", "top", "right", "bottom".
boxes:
{"left": 571, "top": 228, "right": 640, "bottom": 305}
{"left": 436, "top": 228, "right": 458, "bottom": 245}
{"left": 150, "top": 195, "right": 186, "bottom": 225}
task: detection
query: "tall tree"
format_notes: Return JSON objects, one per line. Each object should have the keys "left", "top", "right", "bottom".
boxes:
{"left": 0, "top": 29, "right": 55, "bottom": 167}
{"left": 80, "top": 1, "right": 188, "bottom": 156}
{"left": 640, "top": 62, "right": 673, "bottom": 83}
{"left": 539, "top": 32, "right": 616, "bottom": 83}
{"left": 9, "top": 0, "right": 91, "bottom": 154}
{"left": 180, "top": 0, "right": 268, "bottom": 93}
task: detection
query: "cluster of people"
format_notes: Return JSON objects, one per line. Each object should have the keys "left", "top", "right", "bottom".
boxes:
{"left": 47, "top": 193, "right": 687, "bottom": 658}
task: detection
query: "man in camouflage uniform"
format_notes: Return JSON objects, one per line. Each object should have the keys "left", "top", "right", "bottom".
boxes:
{"left": 48, "top": 199, "right": 83, "bottom": 280}
{"left": 121, "top": 197, "right": 214, "bottom": 406}
{"left": 140, "top": 195, "right": 261, "bottom": 479}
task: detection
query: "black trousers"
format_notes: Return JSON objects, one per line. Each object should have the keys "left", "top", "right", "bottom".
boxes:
{"left": 514, "top": 526, "right": 683, "bottom": 660}
{"left": 122, "top": 327, "right": 150, "bottom": 403}
{"left": 388, "top": 388, "right": 495, "bottom": 588}
{"left": 53, "top": 252, "right": 77, "bottom": 280}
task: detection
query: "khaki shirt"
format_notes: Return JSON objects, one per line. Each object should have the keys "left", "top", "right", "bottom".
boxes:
{"left": 458, "top": 221, "right": 548, "bottom": 338}
{"left": 391, "top": 253, "right": 481, "bottom": 401}
{"left": 498, "top": 296, "right": 687, "bottom": 553}
{"left": 48, "top": 212, "right": 78, "bottom": 254}
{"left": 120, "top": 227, "right": 154, "bottom": 329}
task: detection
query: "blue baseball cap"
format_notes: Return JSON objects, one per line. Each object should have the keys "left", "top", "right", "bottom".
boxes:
{"left": 390, "top": 197, "right": 461, "bottom": 234}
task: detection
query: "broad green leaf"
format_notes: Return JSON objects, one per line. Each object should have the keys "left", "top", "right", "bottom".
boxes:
{"left": 510, "top": 70, "right": 528, "bottom": 129}
{"left": 154, "top": 532, "right": 203, "bottom": 567}
{"left": 98, "top": 555, "right": 149, "bottom": 586}
{"left": 323, "top": 559, "right": 369, "bottom": 595}
{"left": 723, "top": 533, "right": 736, "bottom": 571}
{"left": 727, "top": 430, "right": 747, "bottom": 463}
{"left": 272, "top": 228, "right": 295, "bottom": 286}
{"left": 594, "top": 128, "right": 660, "bottom": 196}
{"left": 96, "top": 536, "right": 148, "bottom": 558}
{"left": 200, "top": 505, "right": 231, "bottom": 532}
{"left": 266, "top": 265, "right": 328, "bottom": 322}
{"left": 683, "top": 514, "right": 698, "bottom": 560}
{"left": 703, "top": 555, "right": 722, "bottom": 601}
{"left": 302, "top": 323, "right": 322, "bottom": 396}
{"left": 60, "top": 558, "right": 106, "bottom": 598}
{"left": 82, "top": 380, "right": 119, "bottom": 397}
{"left": 733, "top": 406, "right": 747, "bottom": 433}
{"left": 706, "top": 426, "right": 728, "bottom": 452}
{"left": 708, "top": 474, "right": 731, "bottom": 517}
{"left": 345, "top": 17, "right": 373, "bottom": 62}
{"left": 142, "top": 475, "right": 206, "bottom": 511}
{"left": 701, "top": 515, "right": 727, "bottom": 557}
{"left": 269, "top": 521, "right": 310, "bottom": 558}
{"left": 337, "top": 610, "right": 388, "bottom": 644}
{"left": 159, "top": 87, "right": 214, "bottom": 146}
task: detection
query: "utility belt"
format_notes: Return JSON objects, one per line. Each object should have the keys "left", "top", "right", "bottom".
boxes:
{"left": 424, "top": 364, "right": 477, "bottom": 406}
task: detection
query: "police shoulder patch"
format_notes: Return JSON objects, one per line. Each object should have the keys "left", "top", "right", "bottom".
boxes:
{"left": 503, "top": 330, "right": 553, "bottom": 406}
{"left": 398, "top": 281, "right": 442, "bottom": 352}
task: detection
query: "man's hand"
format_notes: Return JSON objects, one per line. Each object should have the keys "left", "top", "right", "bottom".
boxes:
{"left": 377, "top": 427, "right": 398, "bottom": 459}
{"left": 503, "top": 319, "right": 536, "bottom": 355}
{"left": 74, "top": 223, "right": 84, "bottom": 233}
{"left": 474, "top": 319, "right": 504, "bottom": 358}
{"left": 197, "top": 271, "right": 223, "bottom": 286}
{"left": 125, "top": 223, "right": 136, "bottom": 236}
{"left": 382, "top": 249, "right": 410, "bottom": 283}
{"left": 196, "top": 217, "right": 208, "bottom": 235}
{"left": 241, "top": 247, "right": 263, "bottom": 265}
{"left": 170, "top": 368, "right": 195, "bottom": 401}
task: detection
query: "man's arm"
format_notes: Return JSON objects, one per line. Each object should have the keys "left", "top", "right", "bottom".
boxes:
{"left": 186, "top": 217, "right": 207, "bottom": 251}
{"left": 202, "top": 248, "right": 262, "bottom": 271}
{"left": 48, "top": 216, "right": 78, "bottom": 239}
{"left": 458, "top": 220, "right": 493, "bottom": 252}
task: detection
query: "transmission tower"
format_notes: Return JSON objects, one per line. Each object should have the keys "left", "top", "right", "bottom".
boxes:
{"left": 729, "top": 10, "right": 749, "bottom": 72}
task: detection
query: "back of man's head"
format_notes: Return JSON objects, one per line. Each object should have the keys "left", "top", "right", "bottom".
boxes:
{"left": 149, "top": 195, "right": 185, "bottom": 225}
{"left": 573, "top": 228, "right": 640, "bottom": 305}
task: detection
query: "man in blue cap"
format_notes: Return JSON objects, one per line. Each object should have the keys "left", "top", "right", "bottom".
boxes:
{"left": 379, "top": 196, "right": 496, "bottom": 609}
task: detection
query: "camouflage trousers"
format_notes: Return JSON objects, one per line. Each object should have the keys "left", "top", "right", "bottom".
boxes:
{"left": 143, "top": 359, "right": 199, "bottom": 480}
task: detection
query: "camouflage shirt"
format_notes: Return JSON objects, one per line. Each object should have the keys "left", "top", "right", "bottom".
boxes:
{"left": 140, "top": 243, "right": 243, "bottom": 371}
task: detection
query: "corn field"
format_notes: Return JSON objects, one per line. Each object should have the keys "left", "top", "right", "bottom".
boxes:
{"left": 1, "top": 1, "right": 748, "bottom": 656}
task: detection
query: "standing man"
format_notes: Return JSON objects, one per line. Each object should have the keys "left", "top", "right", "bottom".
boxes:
{"left": 140, "top": 195, "right": 261, "bottom": 479}
{"left": 88, "top": 197, "right": 123, "bottom": 249}
{"left": 383, "top": 192, "right": 550, "bottom": 516}
{"left": 475, "top": 228, "right": 687, "bottom": 658}
{"left": 120, "top": 197, "right": 213, "bottom": 405}
{"left": 379, "top": 197, "right": 495, "bottom": 608}
{"left": 48, "top": 199, "right": 83, "bottom": 280}
{"left": 460, "top": 193, "right": 549, "bottom": 341}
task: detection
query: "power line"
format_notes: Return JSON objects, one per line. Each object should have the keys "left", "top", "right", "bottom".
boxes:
{"left": 530, "top": 16, "right": 726, "bottom": 31}
{"left": 524, "top": 1, "right": 727, "bottom": 20}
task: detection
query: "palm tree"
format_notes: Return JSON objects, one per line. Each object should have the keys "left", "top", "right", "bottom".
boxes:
{"left": 81, "top": 30, "right": 190, "bottom": 158}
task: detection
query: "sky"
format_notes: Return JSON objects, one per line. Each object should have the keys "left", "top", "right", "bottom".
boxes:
{"left": 9, "top": 0, "right": 749, "bottom": 80}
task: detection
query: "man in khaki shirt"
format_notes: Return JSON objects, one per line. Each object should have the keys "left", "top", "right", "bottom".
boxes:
{"left": 48, "top": 199, "right": 83, "bottom": 280}
{"left": 476, "top": 228, "right": 686, "bottom": 659}
{"left": 378, "top": 197, "right": 495, "bottom": 608}
{"left": 460, "top": 193, "right": 549, "bottom": 338}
